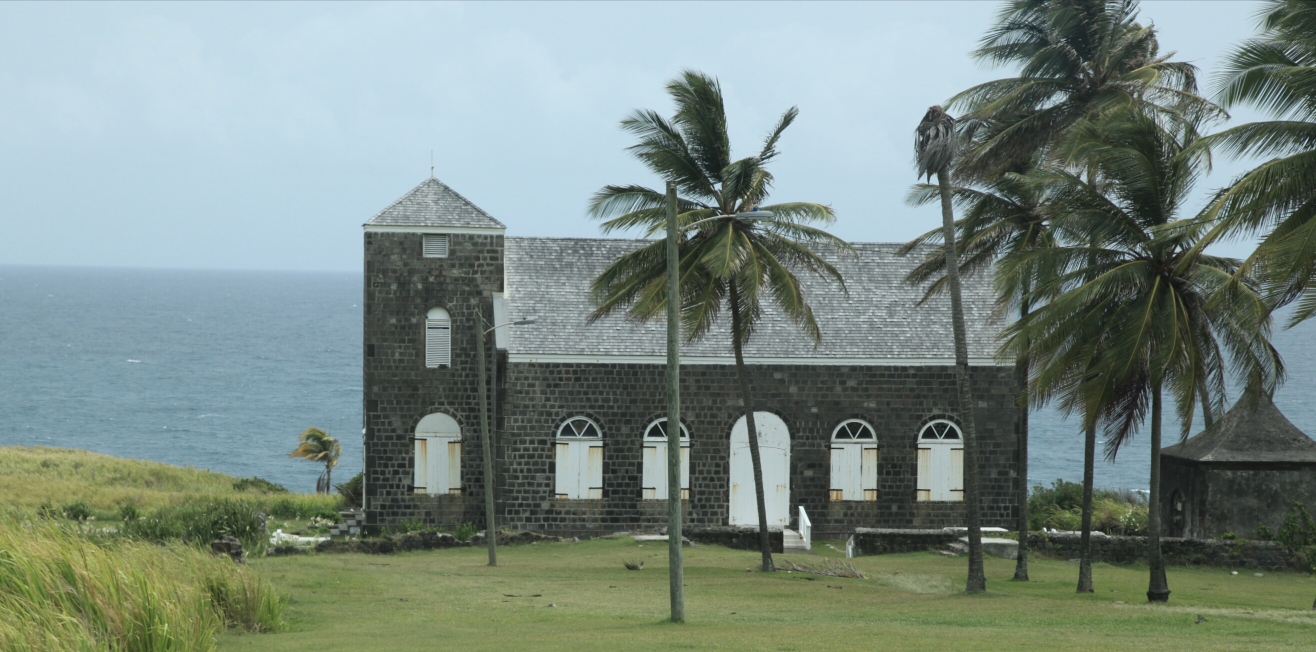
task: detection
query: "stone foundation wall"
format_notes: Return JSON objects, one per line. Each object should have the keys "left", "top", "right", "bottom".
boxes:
{"left": 851, "top": 528, "right": 958, "bottom": 555}
{"left": 686, "top": 527, "right": 785, "bottom": 553}
{"left": 1026, "top": 533, "right": 1298, "bottom": 571}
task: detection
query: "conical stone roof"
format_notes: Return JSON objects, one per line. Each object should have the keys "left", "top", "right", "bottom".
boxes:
{"left": 364, "top": 177, "right": 505, "bottom": 229}
{"left": 1162, "top": 396, "right": 1316, "bottom": 463}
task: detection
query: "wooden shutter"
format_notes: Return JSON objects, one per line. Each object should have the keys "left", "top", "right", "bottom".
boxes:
{"left": 425, "top": 319, "right": 451, "bottom": 367}
{"left": 414, "top": 438, "right": 428, "bottom": 493}
{"left": 554, "top": 442, "right": 572, "bottom": 498}
{"left": 422, "top": 234, "right": 449, "bottom": 258}
{"left": 916, "top": 447, "right": 932, "bottom": 502}
{"left": 679, "top": 444, "right": 690, "bottom": 495}
{"left": 447, "top": 441, "right": 463, "bottom": 494}
{"left": 585, "top": 442, "right": 604, "bottom": 500}
{"left": 948, "top": 447, "right": 964, "bottom": 501}
{"left": 831, "top": 445, "right": 860, "bottom": 500}
{"left": 861, "top": 446, "right": 879, "bottom": 501}
{"left": 641, "top": 444, "right": 662, "bottom": 500}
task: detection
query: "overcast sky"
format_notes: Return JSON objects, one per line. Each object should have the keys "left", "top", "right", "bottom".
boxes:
{"left": 0, "top": 1, "right": 1273, "bottom": 272}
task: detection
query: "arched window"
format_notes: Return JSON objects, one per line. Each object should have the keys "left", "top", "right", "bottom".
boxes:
{"left": 916, "top": 419, "right": 963, "bottom": 502}
{"left": 554, "top": 417, "right": 603, "bottom": 499}
{"left": 413, "top": 413, "right": 461, "bottom": 496}
{"left": 641, "top": 419, "right": 691, "bottom": 500}
{"left": 425, "top": 307, "right": 451, "bottom": 368}
{"left": 830, "top": 420, "right": 878, "bottom": 501}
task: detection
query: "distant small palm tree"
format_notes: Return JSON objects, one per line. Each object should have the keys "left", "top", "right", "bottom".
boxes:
{"left": 290, "top": 427, "right": 341, "bottom": 494}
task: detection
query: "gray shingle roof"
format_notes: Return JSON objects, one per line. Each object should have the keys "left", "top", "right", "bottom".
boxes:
{"left": 365, "top": 178, "right": 505, "bottom": 229}
{"left": 1162, "top": 397, "right": 1316, "bottom": 463}
{"left": 503, "top": 237, "right": 1001, "bottom": 360}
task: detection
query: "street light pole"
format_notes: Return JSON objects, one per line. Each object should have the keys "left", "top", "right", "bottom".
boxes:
{"left": 665, "top": 181, "right": 685, "bottom": 623}
{"left": 476, "top": 310, "right": 536, "bottom": 567}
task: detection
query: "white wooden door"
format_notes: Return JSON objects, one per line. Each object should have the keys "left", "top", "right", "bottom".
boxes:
{"left": 729, "top": 412, "right": 790, "bottom": 527}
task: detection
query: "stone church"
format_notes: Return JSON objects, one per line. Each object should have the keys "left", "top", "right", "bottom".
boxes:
{"left": 361, "top": 177, "right": 1023, "bottom": 538}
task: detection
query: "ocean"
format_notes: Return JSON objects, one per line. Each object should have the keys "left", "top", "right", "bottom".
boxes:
{"left": 2, "top": 265, "right": 1312, "bottom": 493}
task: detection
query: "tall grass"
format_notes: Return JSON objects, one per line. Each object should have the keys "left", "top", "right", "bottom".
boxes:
{"left": 0, "top": 516, "right": 285, "bottom": 652}
{"left": 1, "top": 446, "right": 342, "bottom": 518}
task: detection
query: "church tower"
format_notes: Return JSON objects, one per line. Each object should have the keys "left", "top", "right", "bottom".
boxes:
{"left": 361, "top": 178, "right": 505, "bottom": 529}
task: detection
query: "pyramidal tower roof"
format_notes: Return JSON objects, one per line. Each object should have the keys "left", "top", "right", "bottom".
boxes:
{"left": 1162, "top": 396, "right": 1316, "bottom": 464}
{"left": 364, "top": 177, "right": 505, "bottom": 230}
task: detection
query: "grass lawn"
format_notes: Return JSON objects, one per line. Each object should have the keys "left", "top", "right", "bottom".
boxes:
{"left": 222, "top": 538, "right": 1316, "bottom": 652}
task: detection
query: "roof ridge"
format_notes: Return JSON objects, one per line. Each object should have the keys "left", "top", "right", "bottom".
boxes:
{"left": 423, "top": 177, "right": 505, "bottom": 227}
{"left": 365, "top": 177, "right": 505, "bottom": 229}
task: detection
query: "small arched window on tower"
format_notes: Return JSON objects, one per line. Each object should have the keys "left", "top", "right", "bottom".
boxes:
{"left": 425, "top": 307, "right": 451, "bottom": 368}
{"left": 830, "top": 420, "right": 878, "bottom": 501}
{"left": 916, "top": 420, "right": 964, "bottom": 502}
{"left": 554, "top": 417, "right": 603, "bottom": 499}
{"left": 641, "top": 419, "right": 690, "bottom": 500}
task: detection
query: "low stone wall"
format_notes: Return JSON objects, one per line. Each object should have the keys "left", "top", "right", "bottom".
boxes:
{"left": 1027, "top": 533, "right": 1297, "bottom": 571}
{"left": 851, "top": 528, "right": 958, "bottom": 555}
{"left": 316, "top": 530, "right": 471, "bottom": 554}
{"left": 686, "top": 527, "right": 784, "bottom": 553}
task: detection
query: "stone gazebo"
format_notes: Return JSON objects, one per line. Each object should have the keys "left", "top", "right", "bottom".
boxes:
{"left": 1160, "top": 397, "right": 1316, "bottom": 539}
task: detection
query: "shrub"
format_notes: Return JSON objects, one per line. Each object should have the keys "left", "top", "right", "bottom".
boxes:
{"left": 1215, "top": 531, "right": 1238, "bottom": 541}
{"left": 0, "top": 516, "right": 285, "bottom": 651}
{"left": 1256, "top": 525, "right": 1275, "bottom": 541}
{"left": 1293, "top": 545, "right": 1316, "bottom": 574}
{"left": 118, "top": 503, "right": 141, "bottom": 522}
{"left": 61, "top": 501, "right": 92, "bottom": 522}
{"left": 452, "top": 522, "right": 478, "bottom": 541}
{"left": 122, "top": 499, "right": 266, "bottom": 551}
{"left": 263, "top": 493, "right": 343, "bottom": 520}
{"left": 335, "top": 471, "right": 363, "bottom": 508}
{"left": 1027, "top": 480, "right": 1147, "bottom": 534}
{"left": 1277, "top": 501, "right": 1316, "bottom": 549}
{"left": 232, "top": 477, "right": 289, "bottom": 494}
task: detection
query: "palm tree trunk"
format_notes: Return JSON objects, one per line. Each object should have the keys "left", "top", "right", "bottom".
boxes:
{"left": 1013, "top": 296, "right": 1031, "bottom": 582}
{"left": 476, "top": 316, "right": 497, "bottom": 566}
{"left": 664, "top": 181, "right": 685, "bottom": 623}
{"left": 936, "top": 169, "right": 985, "bottom": 593}
{"left": 326, "top": 463, "right": 333, "bottom": 495}
{"left": 1147, "top": 383, "right": 1170, "bottom": 602}
{"left": 1077, "top": 421, "right": 1097, "bottom": 592}
{"left": 730, "top": 279, "right": 774, "bottom": 573}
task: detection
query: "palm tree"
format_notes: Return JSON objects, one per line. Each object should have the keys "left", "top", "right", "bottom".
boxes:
{"left": 290, "top": 427, "right": 342, "bottom": 494}
{"left": 1196, "top": 0, "right": 1316, "bottom": 327}
{"left": 900, "top": 163, "right": 1056, "bottom": 583}
{"left": 952, "top": 0, "right": 1210, "bottom": 184}
{"left": 1001, "top": 108, "right": 1283, "bottom": 603}
{"left": 588, "top": 70, "right": 850, "bottom": 573}
{"left": 915, "top": 105, "right": 987, "bottom": 594}
{"left": 948, "top": 0, "right": 1215, "bottom": 586}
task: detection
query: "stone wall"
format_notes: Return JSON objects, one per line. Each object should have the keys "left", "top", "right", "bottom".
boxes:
{"left": 851, "top": 528, "right": 958, "bottom": 555}
{"left": 1026, "top": 533, "right": 1298, "bottom": 571}
{"left": 686, "top": 527, "right": 785, "bottom": 553}
{"left": 362, "top": 230, "right": 504, "bottom": 529}
{"left": 494, "top": 361, "right": 1020, "bottom": 537}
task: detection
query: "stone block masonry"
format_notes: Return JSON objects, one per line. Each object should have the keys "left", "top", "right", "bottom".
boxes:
{"left": 362, "top": 230, "right": 504, "bottom": 531}
{"left": 1026, "top": 533, "right": 1298, "bottom": 571}
{"left": 494, "top": 361, "right": 1020, "bottom": 538}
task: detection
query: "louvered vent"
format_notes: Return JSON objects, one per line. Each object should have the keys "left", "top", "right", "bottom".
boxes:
{"left": 425, "top": 318, "right": 451, "bottom": 367}
{"left": 422, "top": 234, "right": 450, "bottom": 258}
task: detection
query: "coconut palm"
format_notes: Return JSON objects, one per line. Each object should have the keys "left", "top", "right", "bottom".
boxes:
{"left": 900, "top": 162, "right": 1057, "bottom": 583}
{"left": 914, "top": 105, "right": 988, "bottom": 594}
{"left": 1197, "top": 0, "right": 1316, "bottom": 327}
{"left": 290, "top": 427, "right": 342, "bottom": 494}
{"left": 1001, "top": 108, "right": 1283, "bottom": 602}
{"left": 588, "top": 70, "right": 849, "bottom": 573}
{"left": 952, "top": 0, "right": 1211, "bottom": 184}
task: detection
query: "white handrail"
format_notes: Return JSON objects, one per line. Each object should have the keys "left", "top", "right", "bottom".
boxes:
{"left": 798, "top": 506, "right": 812, "bottom": 551}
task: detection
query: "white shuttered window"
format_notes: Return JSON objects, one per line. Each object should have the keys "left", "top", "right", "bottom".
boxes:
{"left": 641, "top": 419, "right": 690, "bottom": 500}
{"left": 422, "top": 234, "right": 450, "bottom": 258}
{"left": 425, "top": 307, "right": 451, "bottom": 368}
{"left": 554, "top": 417, "right": 603, "bottom": 499}
{"left": 915, "top": 420, "right": 963, "bottom": 502}
{"left": 413, "top": 413, "right": 462, "bottom": 495}
{"left": 829, "top": 420, "right": 878, "bottom": 501}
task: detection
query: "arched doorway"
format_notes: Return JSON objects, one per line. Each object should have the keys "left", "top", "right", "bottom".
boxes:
{"left": 729, "top": 412, "right": 790, "bottom": 527}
